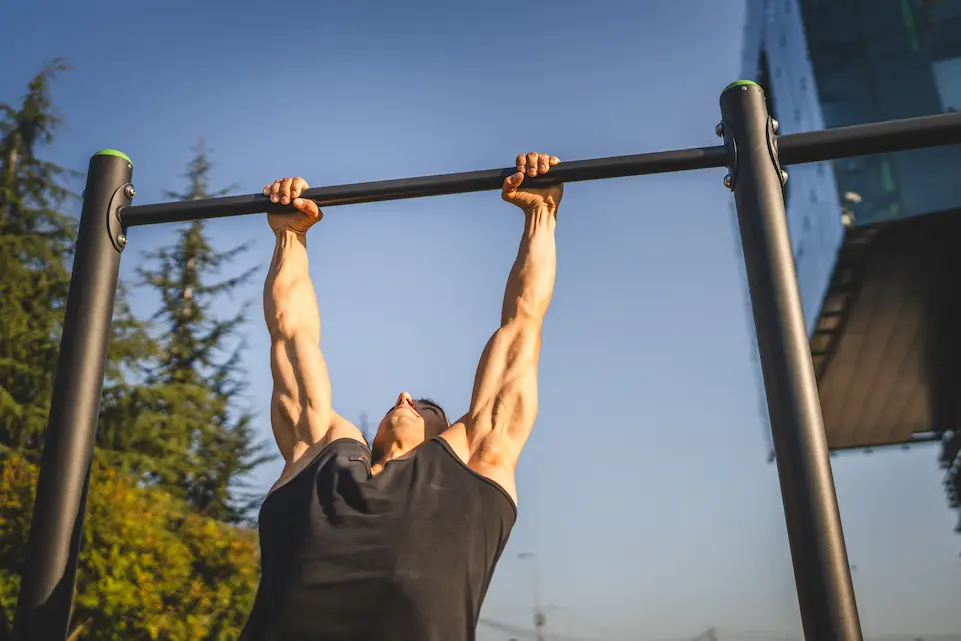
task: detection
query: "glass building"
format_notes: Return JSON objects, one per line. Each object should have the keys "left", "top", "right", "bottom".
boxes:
{"left": 738, "top": 0, "right": 961, "bottom": 527}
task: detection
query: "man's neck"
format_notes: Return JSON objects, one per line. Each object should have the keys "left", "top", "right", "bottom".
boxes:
{"left": 373, "top": 431, "right": 425, "bottom": 466}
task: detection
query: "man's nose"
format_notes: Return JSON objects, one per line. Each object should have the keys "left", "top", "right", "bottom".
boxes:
{"left": 395, "top": 392, "right": 414, "bottom": 409}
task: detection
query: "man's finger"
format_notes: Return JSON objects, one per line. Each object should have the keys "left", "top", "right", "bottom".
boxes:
{"left": 549, "top": 156, "right": 560, "bottom": 166}
{"left": 291, "top": 177, "right": 309, "bottom": 199}
{"left": 280, "top": 177, "right": 294, "bottom": 205}
{"left": 516, "top": 153, "right": 527, "bottom": 174}
{"left": 527, "top": 152, "right": 538, "bottom": 177}
{"left": 269, "top": 180, "right": 283, "bottom": 202}
{"left": 538, "top": 153, "right": 549, "bottom": 174}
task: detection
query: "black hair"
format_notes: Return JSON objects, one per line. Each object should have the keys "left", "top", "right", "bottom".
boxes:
{"left": 415, "top": 397, "right": 449, "bottom": 425}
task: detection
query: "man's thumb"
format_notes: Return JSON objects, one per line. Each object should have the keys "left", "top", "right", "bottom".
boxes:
{"left": 504, "top": 172, "right": 524, "bottom": 193}
{"left": 293, "top": 198, "right": 319, "bottom": 217}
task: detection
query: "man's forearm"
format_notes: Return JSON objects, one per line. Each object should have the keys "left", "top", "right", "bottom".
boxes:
{"left": 264, "top": 228, "right": 334, "bottom": 456}
{"left": 500, "top": 204, "right": 557, "bottom": 328}
{"left": 264, "top": 229, "right": 320, "bottom": 339}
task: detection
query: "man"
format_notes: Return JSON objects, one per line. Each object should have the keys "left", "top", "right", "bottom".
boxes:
{"left": 240, "top": 152, "right": 562, "bottom": 641}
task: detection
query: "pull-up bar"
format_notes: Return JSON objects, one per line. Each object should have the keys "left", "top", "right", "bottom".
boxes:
{"left": 121, "top": 109, "right": 961, "bottom": 226}
{"left": 12, "top": 80, "right": 961, "bottom": 641}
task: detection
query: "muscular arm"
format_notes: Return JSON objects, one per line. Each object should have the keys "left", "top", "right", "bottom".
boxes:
{"left": 465, "top": 202, "right": 557, "bottom": 475}
{"left": 264, "top": 229, "right": 334, "bottom": 462}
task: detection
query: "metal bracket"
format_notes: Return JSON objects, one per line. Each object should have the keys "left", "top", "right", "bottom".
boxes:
{"left": 768, "top": 117, "right": 787, "bottom": 187}
{"left": 721, "top": 121, "right": 739, "bottom": 191}
{"left": 721, "top": 116, "right": 786, "bottom": 191}
{"left": 105, "top": 183, "right": 133, "bottom": 252}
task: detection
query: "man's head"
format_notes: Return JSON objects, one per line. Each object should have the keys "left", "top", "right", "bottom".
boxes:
{"left": 371, "top": 392, "right": 450, "bottom": 461}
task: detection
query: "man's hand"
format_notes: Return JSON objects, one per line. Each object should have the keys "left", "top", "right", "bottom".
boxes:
{"left": 265, "top": 177, "right": 322, "bottom": 234}
{"left": 502, "top": 152, "right": 563, "bottom": 213}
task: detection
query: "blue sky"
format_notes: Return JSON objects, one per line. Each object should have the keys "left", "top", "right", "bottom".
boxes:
{"left": 3, "top": 0, "right": 959, "bottom": 639}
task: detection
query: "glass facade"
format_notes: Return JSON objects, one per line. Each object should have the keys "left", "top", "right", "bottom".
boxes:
{"left": 740, "top": 0, "right": 961, "bottom": 332}
{"left": 798, "top": 0, "right": 961, "bottom": 226}
{"left": 738, "top": 0, "right": 961, "bottom": 461}
{"left": 740, "top": 0, "right": 848, "bottom": 333}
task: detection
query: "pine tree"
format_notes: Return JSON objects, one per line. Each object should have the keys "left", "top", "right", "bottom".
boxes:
{"left": 0, "top": 60, "right": 154, "bottom": 459}
{"left": 0, "top": 59, "right": 77, "bottom": 450}
{"left": 136, "top": 139, "right": 271, "bottom": 522}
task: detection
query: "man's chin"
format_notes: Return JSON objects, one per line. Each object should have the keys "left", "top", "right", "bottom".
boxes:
{"left": 381, "top": 417, "right": 423, "bottom": 436}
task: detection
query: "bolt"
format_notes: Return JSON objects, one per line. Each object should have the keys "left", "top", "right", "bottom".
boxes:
{"left": 723, "top": 174, "right": 733, "bottom": 189}
{"left": 124, "top": 184, "right": 136, "bottom": 198}
{"left": 715, "top": 122, "right": 724, "bottom": 137}
{"left": 771, "top": 118, "right": 779, "bottom": 133}
{"left": 117, "top": 233, "right": 127, "bottom": 248}
{"left": 780, "top": 170, "right": 789, "bottom": 183}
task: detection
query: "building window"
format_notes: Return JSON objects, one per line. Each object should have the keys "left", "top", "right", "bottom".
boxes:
{"left": 932, "top": 57, "right": 961, "bottom": 112}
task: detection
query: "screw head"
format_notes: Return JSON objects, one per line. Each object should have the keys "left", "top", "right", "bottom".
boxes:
{"left": 715, "top": 122, "right": 724, "bottom": 137}
{"left": 124, "top": 184, "right": 136, "bottom": 198}
{"left": 780, "top": 170, "right": 789, "bottom": 183}
{"left": 723, "top": 174, "right": 733, "bottom": 189}
{"left": 117, "top": 233, "right": 127, "bottom": 248}
{"left": 771, "top": 118, "right": 779, "bottom": 133}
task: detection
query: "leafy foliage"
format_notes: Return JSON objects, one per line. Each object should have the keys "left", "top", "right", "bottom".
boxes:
{"left": 1, "top": 62, "right": 269, "bottom": 638}
{"left": 0, "top": 449, "right": 260, "bottom": 640}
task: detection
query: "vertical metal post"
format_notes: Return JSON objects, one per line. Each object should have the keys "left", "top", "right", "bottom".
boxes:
{"left": 12, "top": 150, "right": 133, "bottom": 641}
{"left": 719, "top": 81, "right": 863, "bottom": 641}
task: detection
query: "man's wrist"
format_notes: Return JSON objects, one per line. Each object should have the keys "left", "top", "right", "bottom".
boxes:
{"left": 274, "top": 227, "right": 309, "bottom": 248}
{"left": 524, "top": 203, "right": 556, "bottom": 218}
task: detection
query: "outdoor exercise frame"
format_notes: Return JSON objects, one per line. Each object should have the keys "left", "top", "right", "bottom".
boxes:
{"left": 11, "top": 81, "right": 961, "bottom": 641}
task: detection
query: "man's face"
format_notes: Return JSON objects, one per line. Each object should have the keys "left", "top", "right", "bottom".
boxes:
{"left": 376, "top": 392, "right": 449, "bottom": 443}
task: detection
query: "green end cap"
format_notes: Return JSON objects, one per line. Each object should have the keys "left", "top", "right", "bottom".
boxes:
{"left": 722, "top": 80, "right": 761, "bottom": 94}
{"left": 95, "top": 149, "right": 132, "bottom": 165}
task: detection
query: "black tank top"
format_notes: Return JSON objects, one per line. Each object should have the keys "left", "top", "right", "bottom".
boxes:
{"left": 239, "top": 437, "right": 517, "bottom": 641}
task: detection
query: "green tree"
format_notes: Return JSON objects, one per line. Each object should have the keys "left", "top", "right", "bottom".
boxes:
{"left": 0, "top": 59, "right": 77, "bottom": 449}
{"left": 0, "top": 448, "right": 260, "bottom": 641}
{"left": 0, "top": 61, "right": 155, "bottom": 460}
{"left": 136, "top": 139, "right": 270, "bottom": 522}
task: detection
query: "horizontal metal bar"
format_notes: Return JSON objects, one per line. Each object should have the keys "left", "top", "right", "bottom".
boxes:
{"left": 120, "top": 111, "right": 961, "bottom": 228}
{"left": 779, "top": 111, "right": 961, "bottom": 165}
{"left": 121, "top": 145, "right": 728, "bottom": 227}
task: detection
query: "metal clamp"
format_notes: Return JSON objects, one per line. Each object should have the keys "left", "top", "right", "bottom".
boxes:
{"left": 719, "top": 116, "right": 787, "bottom": 190}
{"left": 719, "top": 120, "right": 739, "bottom": 191}
{"left": 105, "top": 183, "right": 134, "bottom": 252}
{"left": 768, "top": 117, "right": 788, "bottom": 186}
